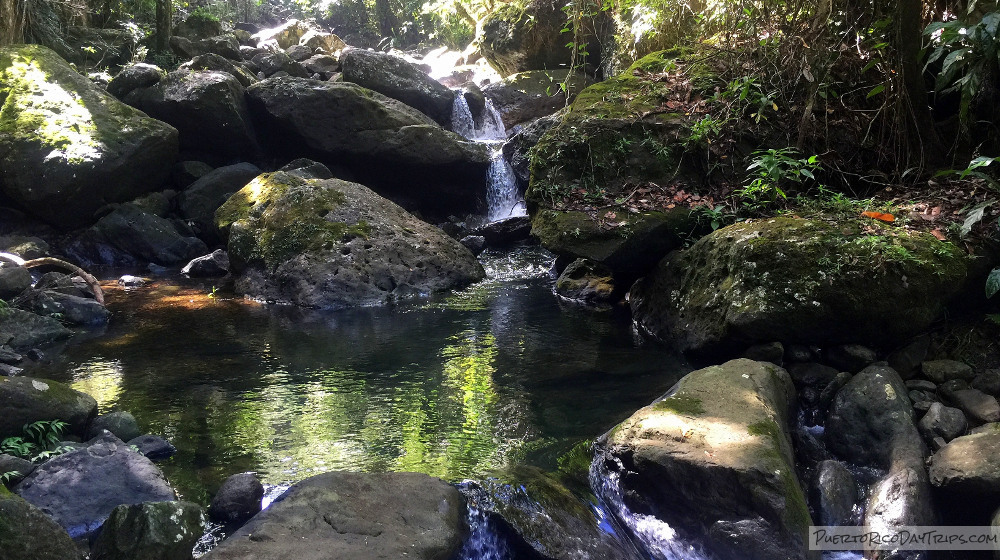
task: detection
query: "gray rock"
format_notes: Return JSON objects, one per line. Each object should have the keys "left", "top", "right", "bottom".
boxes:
{"left": 0, "top": 45, "right": 178, "bottom": 229}
{"left": 0, "top": 376, "right": 96, "bottom": 438}
{"left": 126, "top": 435, "right": 176, "bottom": 462}
{"left": 459, "top": 235, "right": 486, "bottom": 255}
{"left": 299, "top": 30, "right": 345, "bottom": 54}
{"left": 939, "top": 378, "right": 970, "bottom": 395}
{"left": 921, "top": 359, "right": 974, "bottom": 384}
{"left": 0, "top": 266, "right": 31, "bottom": 300}
{"left": 203, "top": 471, "right": 464, "bottom": 560}
{"left": 107, "top": 62, "right": 165, "bottom": 99}
{"left": 908, "top": 390, "right": 935, "bottom": 405}
{"left": 742, "top": 342, "right": 784, "bottom": 366}
{"left": 818, "top": 371, "right": 852, "bottom": 412}
{"left": 17, "top": 290, "right": 109, "bottom": 326}
{"left": 126, "top": 70, "right": 259, "bottom": 159}
{"left": 554, "top": 258, "right": 615, "bottom": 305}
{"left": 90, "top": 501, "right": 205, "bottom": 560}
{"left": 169, "top": 34, "right": 242, "bottom": 61}
{"left": 929, "top": 432, "right": 1000, "bottom": 498}
{"left": 15, "top": 435, "right": 175, "bottom": 540}
{"left": 918, "top": 402, "right": 967, "bottom": 442}
{"left": 972, "top": 369, "right": 1000, "bottom": 397}
{"left": 913, "top": 401, "right": 933, "bottom": 414}
{"left": 87, "top": 411, "right": 142, "bottom": 442}
{"left": 788, "top": 362, "right": 841, "bottom": 390}
{"left": 172, "top": 161, "right": 214, "bottom": 190}
{"left": 284, "top": 44, "right": 312, "bottom": 61}
{"left": 0, "top": 453, "right": 35, "bottom": 485}
{"left": 217, "top": 171, "right": 485, "bottom": 309}
{"left": 301, "top": 54, "right": 339, "bottom": 78}
{"left": 826, "top": 365, "right": 926, "bottom": 470}
{"left": 182, "top": 250, "right": 230, "bottom": 277}
{"left": 178, "top": 53, "right": 258, "bottom": 87}
{"left": 340, "top": 49, "right": 455, "bottom": 125}
{"left": 0, "top": 235, "right": 50, "bottom": 259}
{"left": 786, "top": 344, "right": 816, "bottom": 363}
{"left": 824, "top": 344, "right": 878, "bottom": 374}
{"left": 250, "top": 51, "right": 309, "bottom": 78}
{"left": 864, "top": 467, "right": 936, "bottom": 559}
{"left": 502, "top": 110, "right": 564, "bottom": 188}
{"left": 811, "top": 460, "right": 857, "bottom": 526}
{"left": 177, "top": 162, "right": 261, "bottom": 241}
{"left": 0, "top": 492, "right": 80, "bottom": 560}
{"left": 85, "top": 205, "right": 208, "bottom": 266}
{"left": 208, "top": 472, "right": 263, "bottom": 523}
{"left": 906, "top": 379, "right": 937, "bottom": 392}
{"left": 887, "top": 335, "right": 930, "bottom": 380}
{"left": 947, "top": 389, "right": 1000, "bottom": 424}
{"left": 470, "top": 215, "right": 532, "bottom": 246}
{"left": 0, "top": 363, "right": 23, "bottom": 376}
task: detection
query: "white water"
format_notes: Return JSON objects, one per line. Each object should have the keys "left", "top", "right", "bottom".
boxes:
{"left": 450, "top": 94, "right": 526, "bottom": 222}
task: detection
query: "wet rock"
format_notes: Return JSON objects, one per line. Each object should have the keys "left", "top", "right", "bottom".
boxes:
{"left": 216, "top": 170, "right": 485, "bottom": 309}
{"left": 502, "top": 110, "right": 563, "bottom": 189}
{"left": 15, "top": 289, "right": 108, "bottom": 326}
{"left": 91, "top": 501, "right": 205, "bottom": 560}
{"left": 0, "top": 375, "right": 96, "bottom": 438}
{"left": 202, "top": 471, "right": 464, "bottom": 560}
{"left": 0, "top": 363, "right": 22, "bottom": 376}
{"left": 118, "top": 275, "right": 146, "bottom": 288}
{"left": 938, "top": 378, "right": 970, "bottom": 396}
{"left": 0, "top": 45, "right": 178, "bottom": 229}
{"left": 817, "top": 372, "right": 852, "bottom": 412}
{"left": 340, "top": 49, "right": 454, "bottom": 125}
{"left": 629, "top": 218, "right": 968, "bottom": 356}
{"left": 182, "top": 250, "right": 230, "bottom": 277}
{"left": 972, "top": 369, "right": 1000, "bottom": 397}
{"left": 0, "top": 266, "right": 31, "bottom": 299}
{"left": 127, "top": 435, "right": 176, "bottom": 462}
{"left": 486, "top": 72, "right": 588, "bottom": 130}
{"left": 245, "top": 77, "right": 490, "bottom": 219}
{"left": 34, "top": 273, "right": 93, "bottom": 299}
{"left": 107, "top": 63, "right": 165, "bottom": 99}
{"left": 0, "top": 491, "right": 80, "bottom": 560}
{"left": 929, "top": 431, "right": 1000, "bottom": 498}
{"left": 788, "top": 362, "right": 841, "bottom": 391}
{"left": 824, "top": 344, "right": 878, "bottom": 374}
{"left": 811, "top": 460, "right": 857, "bottom": 526}
{"left": 208, "top": 472, "right": 263, "bottom": 523}
{"left": 0, "top": 453, "right": 35, "bottom": 486}
{"left": 913, "top": 401, "right": 934, "bottom": 414}
{"left": 742, "top": 342, "right": 784, "bottom": 366}
{"left": 597, "top": 359, "right": 811, "bottom": 560}
{"left": 87, "top": 411, "right": 142, "bottom": 443}
{"left": 864, "top": 467, "right": 936, "bottom": 559}
{"left": 460, "top": 235, "right": 486, "bottom": 255}
{"left": 555, "top": 258, "right": 615, "bottom": 305}
{"left": 177, "top": 163, "right": 261, "bottom": 242}
{"left": 0, "top": 235, "right": 50, "bottom": 259}
{"left": 471, "top": 216, "right": 532, "bottom": 246}
{"left": 918, "top": 402, "right": 967, "bottom": 442}
{"left": 826, "top": 365, "right": 926, "bottom": 470}
{"left": 125, "top": 69, "right": 259, "bottom": 159}
{"left": 82, "top": 205, "right": 208, "bottom": 266}
{"left": 786, "top": 345, "right": 816, "bottom": 363}
{"left": 922, "top": 359, "right": 975, "bottom": 384}
{"left": 947, "top": 389, "right": 1000, "bottom": 424}
{"left": 15, "top": 434, "right": 175, "bottom": 540}
{"left": 887, "top": 335, "right": 930, "bottom": 380}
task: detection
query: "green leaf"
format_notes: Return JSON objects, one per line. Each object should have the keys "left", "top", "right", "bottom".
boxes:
{"left": 867, "top": 84, "right": 886, "bottom": 98}
{"left": 987, "top": 268, "right": 1000, "bottom": 299}
{"left": 961, "top": 201, "right": 991, "bottom": 237}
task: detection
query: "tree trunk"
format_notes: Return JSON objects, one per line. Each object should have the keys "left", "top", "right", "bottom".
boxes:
{"left": 375, "top": 0, "right": 398, "bottom": 38}
{"left": 155, "top": 0, "right": 171, "bottom": 52}
{"left": 896, "top": 0, "right": 943, "bottom": 168}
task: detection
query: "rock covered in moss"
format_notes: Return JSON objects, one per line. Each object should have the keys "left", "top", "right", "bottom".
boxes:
{"left": 597, "top": 358, "right": 813, "bottom": 560}
{"left": 106, "top": 63, "right": 166, "bottom": 100}
{"left": 0, "top": 45, "right": 178, "bottom": 229}
{"left": 0, "top": 492, "right": 80, "bottom": 560}
{"left": 0, "top": 309, "right": 72, "bottom": 352}
{"left": 630, "top": 217, "right": 969, "bottom": 355}
{"left": 340, "top": 49, "right": 454, "bottom": 125}
{"left": 215, "top": 169, "right": 484, "bottom": 309}
{"left": 90, "top": 501, "right": 205, "bottom": 560}
{"left": 0, "top": 375, "right": 97, "bottom": 439}
{"left": 245, "top": 77, "right": 490, "bottom": 218}
{"left": 555, "top": 258, "right": 615, "bottom": 304}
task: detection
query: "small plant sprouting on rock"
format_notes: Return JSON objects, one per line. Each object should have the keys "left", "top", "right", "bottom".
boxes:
{"left": 1, "top": 420, "right": 73, "bottom": 463}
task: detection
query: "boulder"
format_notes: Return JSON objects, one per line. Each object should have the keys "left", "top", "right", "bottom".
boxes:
{"left": 887, "top": 335, "right": 931, "bottom": 380}
{"left": 202, "top": 471, "right": 465, "bottom": 560}
{"left": 87, "top": 411, "right": 142, "bottom": 442}
{"left": 973, "top": 369, "right": 1000, "bottom": 397}
{"left": 811, "top": 460, "right": 857, "bottom": 526}
{"left": 629, "top": 218, "right": 969, "bottom": 355}
{"left": 0, "top": 375, "right": 95, "bottom": 439}
{"left": 15, "top": 290, "right": 110, "bottom": 326}
{"left": 743, "top": 342, "right": 785, "bottom": 366}
{"left": 532, "top": 208, "right": 693, "bottom": 283}
{"left": 502, "top": 109, "right": 563, "bottom": 189}
{"left": 555, "top": 258, "right": 615, "bottom": 304}
{"left": 174, "top": 13, "right": 223, "bottom": 40}
{"left": 250, "top": 51, "right": 309, "bottom": 78}
{"left": 0, "top": 309, "right": 72, "bottom": 350}
{"left": 172, "top": 160, "right": 214, "bottom": 189}
{"left": 285, "top": 44, "right": 313, "bottom": 62}
{"left": 946, "top": 389, "right": 1000, "bottom": 424}
{"left": 863, "top": 467, "right": 936, "bottom": 558}
{"left": 125, "top": 70, "right": 258, "bottom": 159}
{"left": 90, "top": 501, "right": 205, "bottom": 560}
{"left": 177, "top": 162, "right": 261, "bottom": 241}
{"left": 470, "top": 215, "right": 532, "bottom": 246}
{"left": 0, "top": 45, "right": 178, "bottom": 229}
{"left": 208, "top": 472, "right": 263, "bottom": 523}
{"left": 0, "top": 266, "right": 31, "bottom": 299}
{"left": 216, "top": 170, "right": 485, "bottom": 308}
{"left": 823, "top": 344, "right": 878, "bottom": 374}
{"left": 0, "top": 492, "right": 80, "bottom": 560}
{"left": 245, "top": 77, "right": 491, "bottom": 218}
{"left": 340, "top": 49, "right": 455, "bottom": 125}
{"left": 918, "top": 402, "right": 968, "bottom": 443}
{"left": 480, "top": 0, "right": 607, "bottom": 76}
{"left": 0, "top": 453, "right": 35, "bottom": 486}
{"left": 0, "top": 235, "right": 50, "bottom": 259}
{"left": 84, "top": 204, "right": 208, "bottom": 266}
{"left": 597, "top": 359, "right": 813, "bottom": 560}
{"left": 929, "top": 432, "right": 1000, "bottom": 498}
{"left": 15, "top": 435, "right": 175, "bottom": 540}
{"left": 178, "top": 53, "right": 258, "bottom": 87}
{"left": 62, "top": 26, "right": 137, "bottom": 68}
{"left": 169, "top": 35, "right": 242, "bottom": 61}
{"left": 127, "top": 435, "right": 176, "bottom": 462}
{"left": 299, "top": 30, "right": 345, "bottom": 54}
{"left": 182, "top": 250, "right": 230, "bottom": 277}
{"left": 485, "top": 71, "right": 589, "bottom": 129}
{"left": 107, "top": 63, "right": 166, "bottom": 100}
{"left": 300, "top": 54, "right": 339, "bottom": 79}
{"left": 921, "top": 360, "right": 975, "bottom": 384}
{"left": 251, "top": 19, "right": 311, "bottom": 50}
{"left": 460, "top": 235, "right": 486, "bottom": 255}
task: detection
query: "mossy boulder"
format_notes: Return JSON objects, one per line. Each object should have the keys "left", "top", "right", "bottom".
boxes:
{"left": 0, "top": 375, "right": 97, "bottom": 439}
{"left": 630, "top": 217, "right": 970, "bottom": 355}
{"left": 215, "top": 168, "right": 485, "bottom": 309}
{"left": 483, "top": 70, "right": 590, "bottom": 128}
{"left": 0, "top": 309, "right": 72, "bottom": 351}
{"left": 531, "top": 208, "right": 694, "bottom": 283}
{"left": 90, "top": 501, "right": 206, "bottom": 560}
{"left": 0, "top": 45, "right": 178, "bottom": 229}
{"left": 0, "top": 493, "right": 80, "bottom": 560}
{"left": 597, "top": 359, "right": 814, "bottom": 560}
{"left": 245, "top": 77, "right": 490, "bottom": 219}
{"left": 340, "top": 49, "right": 455, "bottom": 125}
{"left": 174, "top": 12, "right": 223, "bottom": 41}
{"left": 480, "top": 0, "right": 608, "bottom": 77}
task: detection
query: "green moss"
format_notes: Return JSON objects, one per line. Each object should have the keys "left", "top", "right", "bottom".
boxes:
{"left": 555, "top": 440, "right": 594, "bottom": 486}
{"left": 653, "top": 393, "right": 705, "bottom": 415}
{"left": 747, "top": 420, "right": 779, "bottom": 439}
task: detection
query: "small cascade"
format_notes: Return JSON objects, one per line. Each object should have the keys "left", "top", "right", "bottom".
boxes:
{"left": 450, "top": 93, "right": 526, "bottom": 222}
{"left": 455, "top": 495, "right": 513, "bottom": 560}
{"left": 590, "top": 457, "right": 712, "bottom": 560}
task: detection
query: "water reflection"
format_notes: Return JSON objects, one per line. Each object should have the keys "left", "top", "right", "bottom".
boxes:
{"left": 34, "top": 247, "right": 690, "bottom": 503}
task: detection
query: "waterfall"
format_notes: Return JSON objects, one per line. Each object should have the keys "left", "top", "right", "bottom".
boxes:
{"left": 455, "top": 489, "right": 513, "bottom": 560}
{"left": 450, "top": 93, "right": 526, "bottom": 222}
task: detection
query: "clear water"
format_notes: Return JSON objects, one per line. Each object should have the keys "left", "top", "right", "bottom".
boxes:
{"left": 31, "top": 247, "right": 690, "bottom": 505}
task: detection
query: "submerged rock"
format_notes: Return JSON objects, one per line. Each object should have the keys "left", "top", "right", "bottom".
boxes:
{"left": 555, "top": 258, "right": 615, "bottom": 305}
{"left": 629, "top": 217, "right": 968, "bottom": 355}
{"left": 0, "top": 375, "right": 96, "bottom": 438}
{"left": 203, "top": 471, "right": 465, "bottom": 560}
{"left": 0, "top": 45, "right": 178, "bottom": 229}
{"left": 90, "top": 501, "right": 205, "bottom": 560}
{"left": 597, "top": 359, "right": 813, "bottom": 560}
{"left": 127, "top": 435, "right": 176, "bottom": 462}
{"left": 0, "top": 490, "right": 80, "bottom": 560}
{"left": 216, "top": 170, "right": 484, "bottom": 308}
